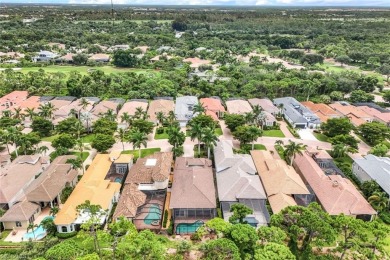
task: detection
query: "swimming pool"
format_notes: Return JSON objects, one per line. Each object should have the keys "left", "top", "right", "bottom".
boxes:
{"left": 114, "top": 177, "right": 122, "bottom": 183}
{"left": 23, "top": 216, "right": 54, "bottom": 241}
{"left": 176, "top": 220, "right": 204, "bottom": 234}
{"left": 144, "top": 204, "right": 161, "bottom": 225}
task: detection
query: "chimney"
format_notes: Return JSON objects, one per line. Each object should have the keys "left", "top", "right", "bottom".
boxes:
{"left": 332, "top": 180, "right": 339, "bottom": 187}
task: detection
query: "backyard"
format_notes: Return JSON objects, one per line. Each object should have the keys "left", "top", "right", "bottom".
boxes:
{"left": 262, "top": 129, "right": 285, "bottom": 138}
{"left": 121, "top": 148, "right": 161, "bottom": 160}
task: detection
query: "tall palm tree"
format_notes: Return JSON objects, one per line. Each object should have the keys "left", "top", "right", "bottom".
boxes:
{"left": 167, "top": 126, "right": 185, "bottom": 149}
{"left": 167, "top": 111, "right": 176, "bottom": 123}
{"left": 134, "top": 107, "right": 146, "bottom": 119}
{"left": 189, "top": 123, "right": 203, "bottom": 158}
{"left": 252, "top": 105, "right": 262, "bottom": 118}
{"left": 50, "top": 206, "right": 59, "bottom": 216}
{"left": 120, "top": 112, "right": 132, "bottom": 128}
{"left": 37, "top": 145, "right": 49, "bottom": 156}
{"left": 244, "top": 112, "right": 256, "bottom": 125}
{"left": 69, "top": 108, "right": 78, "bottom": 118}
{"left": 0, "top": 130, "right": 12, "bottom": 155}
{"left": 27, "top": 223, "right": 38, "bottom": 240}
{"left": 39, "top": 102, "right": 57, "bottom": 119}
{"left": 103, "top": 109, "right": 116, "bottom": 122}
{"left": 201, "top": 127, "right": 218, "bottom": 159}
{"left": 7, "top": 127, "right": 21, "bottom": 157}
{"left": 2, "top": 110, "right": 12, "bottom": 118}
{"left": 81, "top": 112, "right": 93, "bottom": 133}
{"left": 247, "top": 126, "right": 262, "bottom": 150}
{"left": 115, "top": 128, "right": 127, "bottom": 151}
{"left": 129, "top": 129, "right": 148, "bottom": 159}
{"left": 156, "top": 111, "right": 165, "bottom": 126}
{"left": 13, "top": 107, "right": 23, "bottom": 120}
{"left": 72, "top": 120, "right": 85, "bottom": 139}
{"left": 368, "top": 192, "right": 389, "bottom": 213}
{"left": 192, "top": 103, "right": 205, "bottom": 115}
{"left": 331, "top": 144, "right": 357, "bottom": 158}
{"left": 19, "top": 137, "right": 32, "bottom": 155}
{"left": 75, "top": 139, "right": 86, "bottom": 174}
{"left": 79, "top": 98, "right": 90, "bottom": 111}
{"left": 283, "top": 140, "right": 307, "bottom": 166}
{"left": 25, "top": 108, "right": 36, "bottom": 121}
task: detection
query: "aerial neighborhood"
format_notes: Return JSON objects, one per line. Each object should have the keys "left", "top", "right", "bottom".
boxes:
{"left": 1, "top": 4, "right": 390, "bottom": 259}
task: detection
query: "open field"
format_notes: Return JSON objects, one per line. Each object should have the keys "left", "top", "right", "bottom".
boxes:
{"left": 20, "top": 66, "right": 160, "bottom": 76}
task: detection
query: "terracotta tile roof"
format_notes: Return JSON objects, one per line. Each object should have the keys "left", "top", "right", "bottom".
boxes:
{"left": 251, "top": 150, "right": 309, "bottom": 213}
{"left": 293, "top": 151, "right": 376, "bottom": 216}
{"left": 118, "top": 101, "right": 148, "bottom": 118}
{"left": 182, "top": 57, "right": 211, "bottom": 68}
{"left": 358, "top": 106, "right": 390, "bottom": 124}
{"left": 330, "top": 103, "right": 372, "bottom": 120}
{"left": 147, "top": 99, "right": 174, "bottom": 122}
{"left": 89, "top": 53, "right": 110, "bottom": 61}
{"left": 0, "top": 91, "right": 29, "bottom": 111}
{"left": 301, "top": 101, "right": 341, "bottom": 122}
{"left": 200, "top": 97, "right": 225, "bottom": 120}
{"left": 91, "top": 100, "right": 118, "bottom": 116}
{"left": 11, "top": 96, "right": 40, "bottom": 112}
{"left": 0, "top": 201, "right": 40, "bottom": 222}
{"left": 125, "top": 152, "right": 173, "bottom": 184}
{"left": 226, "top": 99, "right": 253, "bottom": 115}
{"left": 49, "top": 99, "right": 74, "bottom": 110}
{"left": 54, "top": 154, "right": 122, "bottom": 225}
{"left": 25, "top": 155, "right": 78, "bottom": 203}
{"left": 267, "top": 193, "right": 297, "bottom": 214}
{"left": 113, "top": 183, "right": 146, "bottom": 220}
{"left": 0, "top": 155, "right": 48, "bottom": 206}
{"left": 170, "top": 157, "right": 216, "bottom": 209}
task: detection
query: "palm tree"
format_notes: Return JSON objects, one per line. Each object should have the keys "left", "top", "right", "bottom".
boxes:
{"left": 283, "top": 140, "right": 307, "bottom": 166}
{"left": 81, "top": 112, "right": 93, "bottom": 133}
{"left": 252, "top": 105, "right": 262, "bottom": 118}
{"left": 27, "top": 223, "right": 38, "bottom": 240}
{"left": 79, "top": 98, "right": 90, "bottom": 111}
{"left": 189, "top": 123, "right": 203, "bottom": 158}
{"left": 69, "top": 108, "right": 78, "bottom": 118}
{"left": 73, "top": 120, "right": 85, "bottom": 139}
{"left": 67, "top": 158, "right": 83, "bottom": 172}
{"left": 167, "top": 111, "right": 176, "bottom": 123}
{"left": 167, "top": 126, "right": 185, "bottom": 149}
{"left": 156, "top": 111, "right": 165, "bottom": 126}
{"left": 38, "top": 102, "right": 57, "bottom": 119}
{"left": 244, "top": 112, "right": 256, "bottom": 125}
{"left": 103, "top": 109, "right": 116, "bottom": 122}
{"left": 0, "top": 130, "right": 12, "bottom": 155}
{"left": 247, "top": 126, "right": 262, "bottom": 150}
{"left": 19, "top": 137, "right": 32, "bottom": 155}
{"left": 331, "top": 144, "right": 357, "bottom": 158}
{"left": 13, "top": 107, "right": 23, "bottom": 120}
{"left": 37, "top": 145, "right": 49, "bottom": 156}
{"left": 275, "top": 140, "right": 284, "bottom": 146}
{"left": 25, "top": 108, "right": 36, "bottom": 121}
{"left": 7, "top": 127, "right": 21, "bottom": 157}
{"left": 129, "top": 129, "right": 148, "bottom": 159}
{"left": 256, "top": 112, "right": 267, "bottom": 130}
{"left": 192, "top": 103, "right": 205, "bottom": 114}
{"left": 368, "top": 192, "right": 389, "bottom": 213}
{"left": 50, "top": 206, "right": 59, "bottom": 216}
{"left": 134, "top": 107, "right": 146, "bottom": 119}
{"left": 115, "top": 128, "right": 127, "bottom": 151}
{"left": 2, "top": 110, "right": 11, "bottom": 118}
{"left": 120, "top": 112, "right": 132, "bottom": 128}
{"left": 201, "top": 127, "right": 218, "bottom": 159}
{"left": 75, "top": 140, "right": 86, "bottom": 174}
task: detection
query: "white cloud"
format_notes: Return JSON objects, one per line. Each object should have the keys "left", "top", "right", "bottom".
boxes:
{"left": 256, "top": 0, "right": 269, "bottom": 5}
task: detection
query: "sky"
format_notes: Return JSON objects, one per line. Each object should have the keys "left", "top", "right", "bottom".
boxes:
{"left": 4, "top": 0, "right": 390, "bottom": 6}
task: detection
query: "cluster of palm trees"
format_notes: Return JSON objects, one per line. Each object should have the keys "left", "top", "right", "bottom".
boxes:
{"left": 115, "top": 127, "right": 149, "bottom": 159}
{"left": 244, "top": 105, "right": 267, "bottom": 130}
{"left": 189, "top": 123, "right": 219, "bottom": 159}
{"left": 275, "top": 139, "right": 307, "bottom": 166}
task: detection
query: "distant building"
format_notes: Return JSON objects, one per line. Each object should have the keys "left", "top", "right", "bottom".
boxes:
{"left": 170, "top": 157, "right": 216, "bottom": 234}
{"left": 89, "top": 53, "right": 110, "bottom": 63}
{"left": 226, "top": 99, "right": 253, "bottom": 115}
{"left": 329, "top": 102, "right": 373, "bottom": 126}
{"left": 352, "top": 155, "right": 390, "bottom": 197}
{"left": 117, "top": 100, "right": 149, "bottom": 129}
{"left": 32, "top": 51, "right": 58, "bottom": 62}
{"left": 301, "top": 101, "right": 341, "bottom": 122}
{"left": 175, "top": 96, "right": 198, "bottom": 127}
{"left": 274, "top": 97, "right": 321, "bottom": 129}
{"left": 0, "top": 91, "right": 29, "bottom": 113}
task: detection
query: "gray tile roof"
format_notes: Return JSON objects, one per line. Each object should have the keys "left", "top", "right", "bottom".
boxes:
{"left": 353, "top": 155, "right": 390, "bottom": 195}
{"left": 274, "top": 97, "right": 321, "bottom": 125}
{"left": 214, "top": 141, "right": 266, "bottom": 202}
{"left": 175, "top": 96, "right": 198, "bottom": 121}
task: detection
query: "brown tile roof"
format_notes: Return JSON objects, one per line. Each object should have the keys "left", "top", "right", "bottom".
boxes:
{"left": 170, "top": 157, "right": 216, "bottom": 209}
{"left": 0, "top": 155, "right": 48, "bottom": 205}
{"left": 0, "top": 91, "right": 29, "bottom": 112}
{"left": 117, "top": 101, "right": 148, "bottom": 118}
{"left": 226, "top": 100, "right": 253, "bottom": 114}
{"left": 11, "top": 96, "right": 40, "bottom": 112}
{"left": 49, "top": 99, "right": 74, "bottom": 110}
{"left": 293, "top": 151, "right": 376, "bottom": 216}
{"left": 251, "top": 150, "right": 309, "bottom": 213}
{"left": 113, "top": 183, "right": 146, "bottom": 220}
{"left": 0, "top": 201, "right": 40, "bottom": 222}
{"left": 200, "top": 98, "right": 225, "bottom": 121}
{"left": 54, "top": 154, "right": 122, "bottom": 225}
{"left": 91, "top": 100, "right": 118, "bottom": 116}
{"left": 125, "top": 152, "right": 173, "bottom": 184}
{"left": 359, "top": 106, "right": 390, "bottom": 124}
{"left": 329, "top": 103, "right": 372, "bottom": 125}
{"left": 25, "top": 155, "right": 78, "bottom": 203}
{"left": 267, "top": 193, "right": 297, "bottom": 214}
{"left": 248, "top": 98, "right": 279, "bottom": 115}
{"left": 301, "top": 101, "right": 341, "bottom": 122}
{"left": 147, "top": 99, "right": 174, "bottom": 122}
{"left": 182, "top": 57, "right": 211, "bottom": 68}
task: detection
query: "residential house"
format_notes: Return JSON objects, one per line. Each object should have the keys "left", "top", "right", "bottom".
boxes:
{"left": 32, "top": 51, "right": 58, "bottom": 62}
{"left": 170, "top": 157, "right": 216, "bottom": 234}
{"left": 89, "top": 98, "right": 125, "bottom": 125}
{"left": 250, "top": 150, "right": 310, "bottom": 214}
{"left": 57, "top": 53, "right": 75, "bottom": 63}
{"left": 52, "top": 97, "right": 97, "bottom": 125}
{"left": 0, "top": 156, "right": 78, "bottom": 230}
{"left": 248, "top": 98, "right": 279, "bottom": 115}
{"left": 274, "top": 97, "right": 321, "bottom": 128}
{"left": 356, "top": 105, "right": 390, "bottom": 126}
{"left": 135, "top": 46, "right": 149, "bottom": 53}
{"left": 150, "top": 54, "right": 173, "bottom": 62}
{"left": 49, "top": 96, "right": 77, "bottom": 111}
{"left": 352, "top": 155, "right": 390, "bottom": 197}
{"left": 113, "top": 152, "right": 173, "bottom": 231}
{"left": 54, "top": 153, "right": 132, "bottom": 233}
{"left": 329, "top": 102, "right": 373, "bottom": 126}
{"left": 0, "top": 155, "right": 49, "bottom": 210}
{"left": 200, "top": 97, "right": 225, "bottom": 121}
{"left": 175, "top": 96, "right": 198, "bottom": 127}
{"left": 183, "top": 57, "right": 211, "bottom": 69}
{"left": 117, "top": 100, "right": 149, "bottom": 128}
{"left": 301, "top": 101, "right": 341, "bottom": 122}
{"left": 293, "top": 150, "right": 376, "bottom": 220}
{"left": 110, "top": 45, "right": 130, "bottom": 51}
{"left": 89, "top": 54, "right": 110, "bottom": 63}
{"left": 147, "top": 98, "right": 175, "bottom": 124}
{"left": 226, "top": 99, "right": 253, "bottom": 115}
{"left": 47, "top": 42, "right": 66, "bottom": 50}
{"left": 0, "top": 91, "right": 29, "bottom": 113}
{"left": 214, "top": 140, "right": 270, "bottom": 227}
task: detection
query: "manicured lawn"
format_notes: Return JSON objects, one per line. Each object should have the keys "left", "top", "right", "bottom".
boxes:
{"left": 70, "top": 151, "right": 89, "bottom": 162}
{"left": 154, "top": 128, "right": 169, "bottom": 140}
{"left": 275, "top": 145, "right": 285, "bottom": 160}
{"left": 121, "top": 148, "right": 161, "bottom": 160}
{"left": 262, "top": 129, "right": 285, "bottom": 138}
{"left": 21, "top": 66, "right": 160, "bottom": 76}
{"left": 81, "top": 134, "right": 96, "bottom": 143}
{"left": 313, "top": 132, "right": 329, "bottom": 142}
{"left": 215, "top": 128, "right": 223, "bottom": 136}
{"left": 41, "top": 134, "right": 60, "bottom": 142}
{"left": 240, "top": 144, "right": 267, "bottom": 151}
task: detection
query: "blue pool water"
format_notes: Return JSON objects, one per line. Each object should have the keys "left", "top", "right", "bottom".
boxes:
{"left": 114, "top": 177, "right": 122, "bottom": 183}
{"left": 144, "top": 204, "right": 161, "bottom": 225}
{"left": 176, "top": 220, "right": 204, "bottom": 234}
{"left": 23, "top": 216, "right": 54, "bottom": 240}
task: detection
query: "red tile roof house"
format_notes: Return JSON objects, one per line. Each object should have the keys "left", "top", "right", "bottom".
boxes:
{"left": 169, "top": 157, "right": 216, "bottom": 234}
{"left": 200, "top": 97, "right": 226, "bottom": 121}
{"left": 329, "top": 103, "right": 373, "bottom": 126}
{"left": 358, "top": 105, "right": 390, "bottom": 126}
{"left": 293, "top": 150, "right": 376, "bottom": 221}
{"left": 0, "top": 91, "right": 29, "bottom": 113}
{"left": 0, "top": 155, "right": 78, "bottom": 230}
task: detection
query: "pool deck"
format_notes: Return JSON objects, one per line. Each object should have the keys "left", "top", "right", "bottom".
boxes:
{"left": 162, "top": 190, "right": 171, "bottom": 230}
{"left": 4, "top": 207, "right": 51, "bottom": 242}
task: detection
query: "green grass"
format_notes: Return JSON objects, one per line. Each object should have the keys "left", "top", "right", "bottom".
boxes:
{"left": 70, "top": 151, "right": 89, "bottom": 162}
{"left": 262, "top": 129, "right": 285, "bottom": 138}
{"left": 286, "top": 125, "right": 300, "bottom": 138}
{"left": 81, "top": 134, "right": 96, "bottom": 143}
{"left": 41, "top": 134, "right": 60, "bottom": 142}
{"left": 154, "top": 128, "right": 169, "bottom": 140}
{"left": 240, "top": 144, "right": 267, "bottom": 151}
{"left": 21, "top": 66, "right": 160, "bottom": 76}
{"left": 215, "top": 128, "right": 223, "bottom": 136}
{"left": 121, "top": 148, "right": 161, "bottom": 160}
{"left": 275, "top": 145, "right": 285, "bottom": 160}
{"left": 313, "top": 132, "right": 329, "bottom": 142}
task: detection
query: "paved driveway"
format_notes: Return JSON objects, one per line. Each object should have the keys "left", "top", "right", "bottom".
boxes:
{"left": 297, "top": 129, "right": 317, "bottom": 141}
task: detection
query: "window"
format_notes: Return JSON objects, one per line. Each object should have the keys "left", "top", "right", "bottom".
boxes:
{"left": 16, "top": 221, "right": 22, "bottom": 227}
{"left": 61, "top": 226, "right": 68, "bottom": 233}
